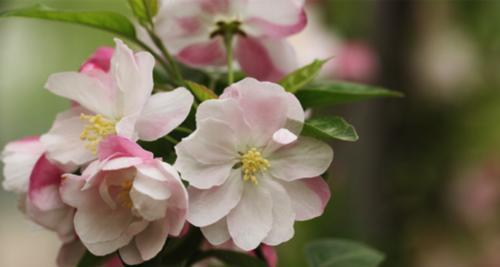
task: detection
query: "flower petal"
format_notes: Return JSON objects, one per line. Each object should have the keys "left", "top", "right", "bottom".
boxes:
{"left": 41, "top": 108, "right": 95, "bottom": 167}
{"left": 56, "top": 239, "right": 86, "bottom": 267}
{"left": 201, "top": 218, "right": 231, "bottom": 246}
{"left": 1, "top": 137, "right": 44, "bottom": 193}
{"left": 28, "top": 154, "right": 64, "bottom": 211}
{"left": 177, "top": 39, "right": 226, "bottom": 66}
{"left": 45, "top": 72, "right": 116, "bottom": 118}
{"left": 235, "top": 37, "right": 298, "bottom": 82}
{"left": 98, "top": 135, "right": 153, "bottom": 161}
{"left": 278, "top": 177, "right": 330, "bottom": 221}
{"left": 135, "top": 219, "right": 169, "bottom": 261}
{"left": 269, "top": 137, "right": 333, "bottom": 181}
{"left": 227, "top": 183, "right": 273, "bottom": 251}
{"left": 261, "top": 178, "right": 295, "bottom": 246}
{"left": 187, "top": 170, "right": 243, "bottom": 227}
{"left": 80, "top": 47, "right": 114, "bottom": 73}
{"left": 136, "top": 87, "right": 194, "bottom": 141}
{"left": 119, "top": 242, "right": 143, "bottom": 265}
{"left": 111, "top": 39, "right": 155, "bottom": 116}
{"left": 176, "top": 118, "right": 239, "bottom": 164}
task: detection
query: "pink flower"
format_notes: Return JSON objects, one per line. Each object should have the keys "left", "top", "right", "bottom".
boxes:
{"left": 1, "top": 137, "right": 81, "bottom": 267}
{"left": 151, "top": 0, "right": 307, "bottom": 81}
{"left": 79, "top": 47, "right": 114, "bottom": 73}
{"left": 175, "top": 78, "right": 332, "bottom": 250}
{"left": 41, "top": 38, "right": 193, "bottom": 167}
{"left": 60, "top": 136, "right": 188, "bottom": 265}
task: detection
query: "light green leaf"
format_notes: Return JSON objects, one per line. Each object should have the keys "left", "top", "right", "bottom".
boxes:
{"left": 196, "top": 250, "right": 267, "bottom": 267}
{"left": 302, "top": 117, "right": 359, "bottom": 142}
{"left": 128, "top": 0, "right": 158, "bottom": 26}
{"left": 305, "top": 239, "right": 385, "bottom": 267}
{"left": 280, "top": 59, "right": 329, "bottom": 93}
{"left": 0, "top": 4, "right": 137, "bottom": 39}
{"left": 296, "top": 81, "right": 403, "bottom": 108}
{"left": 186, "top": 81, "right": 218, "bottom": 102}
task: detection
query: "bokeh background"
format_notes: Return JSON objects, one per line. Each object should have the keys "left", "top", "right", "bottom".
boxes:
{"left": 1, "top": 0, "right": 500, "bottom": 266}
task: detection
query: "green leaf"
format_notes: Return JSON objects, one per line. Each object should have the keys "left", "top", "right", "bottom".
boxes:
{"left": 162, "top": 227, "right": 204, "bottom": 265}
{"left": 296, "top": 81, "right": 403, "bottom": 108}
{"left": 302, "top": 117, "right": 359, "bottom": 142}
{"left": 305, "top": 239, "right": 385, "bottom": 267}
{"left": 0, "top": 4, "right": 137, "bottom": 39}
{"left": 279, "top": 59, "right": 329, "bottom": 93}
{"left": 128, "top": 0, "right": 158, "bottom": 26}
{"left": 186, "top": 81, "right": 218, "bottom": 102}
{"left": 195, "top": 250, "right": 267, "bottom": 267}
{"left": 77, "top": 251, "right": 107, "bottom": 267}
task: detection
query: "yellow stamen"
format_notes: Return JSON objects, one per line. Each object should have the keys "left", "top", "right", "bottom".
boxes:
{"left": 80, "top": 114, "right": 116, "bottom": 154}
{"left": 116, "top": 180, "right": 133, "bottom": 209}
{"left": 240, "top": 148, "right": 270, "bottom": 185}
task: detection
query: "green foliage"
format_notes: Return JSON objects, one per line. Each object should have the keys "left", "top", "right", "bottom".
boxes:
{"left": 0, "top": 4, "right": 137, "bottom": 39}
{"left": 296, "top": 81, "right": 403, "bottom": 108}
{"left": 305, "top": 239, "right": 385, "bottom": 267}
{"left": 186, "top": 81, "right": 218, "bottom": 102}
{"left": 194, "top": 249, "right": 268, "bottom": 267}
{"left": 128, "top": 0, "right": 158, "bottom": 27}
{"left": 302, "top": 117, "right": 359, "bottom": 142}
{"left": 280, "top": 59, "right": 329, "bottom": 93}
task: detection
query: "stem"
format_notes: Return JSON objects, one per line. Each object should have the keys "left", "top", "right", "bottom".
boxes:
{"left": 148, "top": 30, "right": 185, "bottom": 86}
{"left": 174, "top": 127, "right": 194, "bottom": 135}
{"left": 164, "top": 135, "right": 179, "bottom": 145}
{"left": 223, "top": 32, "right": 235, "bottom": 84}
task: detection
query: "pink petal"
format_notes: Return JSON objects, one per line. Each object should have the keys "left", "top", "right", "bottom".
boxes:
{"left": 260, "top": 244, "right": 278, "bottom": 267}
{"left": 28, "top": 154, "right": 64, "bottom": 211}
{"left": 279, "top": 177, "right": 331, "bottom": 221}
{"left": 79, "top": 47, "right": 114, "bottom": 73}
{"left": 177, "top": 39, "right": 226, "bottom": 67}
{"left": 187, "top": 171, "right": 243, "bottom": 227}
{"left": 235, "top": 37, "right": 298, "bottom": 82}
{"left": 227, "top": 183, "right": 273, "bottom": 251}
{"left": 135, "top": 219, "right": 169, "bottom": 261}
{"left": 136, "top": 87, "right": 194, "bottom": 141}
{"left": 245, "top": 9, "right": 307, "bottom": 38}
{"left": 98, "top": 136, "right": 153, "bottom": 162}
{"left": 56, "top": 239, "right": 86, "bottom": 267}
{"left": 1, "top": 136, "right": 44, "bottom": 193}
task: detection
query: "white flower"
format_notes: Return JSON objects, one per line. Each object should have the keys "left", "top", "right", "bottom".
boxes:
{"left": 175, "top": 78, "right": 332, "bottom": 250}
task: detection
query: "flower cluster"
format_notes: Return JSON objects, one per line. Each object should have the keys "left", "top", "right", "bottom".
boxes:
{"left": 1, "top": 0, "right": 340, "bottom": 266}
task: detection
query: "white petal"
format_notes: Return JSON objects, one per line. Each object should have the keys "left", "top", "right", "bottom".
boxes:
{"left": 174, "top": 143, "right": 234, "bottom": 189}
{"left": 45, "top": 72, "right": 117, "bottom": 117}
{"left": 269, "top": 137, "right": 333, "bottom": 181}
{"left": 119, "top": 242, "right": 143, "bottom": 265}
{"left": 1, "top": 137, "right": 44, "bottom": 193}
{"left": 56, "top": 240, "right": 86, "bottom": 267}
{"left": 227, "top": 183, "right": 273, "bottom": 251}
{"left": 41, "top": 108, "right": 95, "bottom": 166}
{"left": 176, "top": 118, "right": 239, "bottom": 164}
{"left": 112, "top": 39, "right": 155, "bottom": 116}
{"left": 135, "top": 219, "right": 169, "bottom": 261}
{"left": 187, "top": 170, "right": 243, "bottom": 227}
{"left": 201, "top": 218, "right": 230, "bottom": 246}
{"left": 261, "top": 178, "right": 295, "bottom": 245}
{"left": 278, "top": 177, "right": 331, "bottom": 221}
{"left": 137, "top": 87, "right": 194, "bottom": 141}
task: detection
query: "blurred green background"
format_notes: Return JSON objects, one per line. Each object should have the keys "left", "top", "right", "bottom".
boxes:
{"left": 1, "top": 0, "right": 500, "bottom": 267}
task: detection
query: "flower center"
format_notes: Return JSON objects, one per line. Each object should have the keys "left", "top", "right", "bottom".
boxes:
{"left": 240, "top": 148, "right": 270, "bottom": 185}
{"left": 116, "top": 179, "right": 133, "bottom": 209}
{"left": 210, "top": 20, "right": 246, "bottom": 38}
{"left": 80, "top": 114, "right": 116, "bottom": 154}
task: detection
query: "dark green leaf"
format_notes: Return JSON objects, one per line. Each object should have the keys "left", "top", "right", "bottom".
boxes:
{"left": 186, "top": 81, "right": 218, "bottom": 102}
{"left": 77, "top": 251, "right": 107, "bottom": 267}
{"left": 0, "top": 4, "right": 137, "bottom": 39}
{"left": 162, "top": 227, "right": 204, "bottom": 265}
{"left": 302, "top": 117, "right": 359, "bottom": 142}
{"left": 280, "top": 59, "right": 329, "bottom": 93}
{"left": 305, "top": 239, "right": 385, "bottom": 267}
{"left": 128, "top": 0, "right": 158, "bottom": 26}
{"left": 194, "top": 250, "right": 267, "bottom": 267}
{"left": 296, "top": 81, "right": 403, "bottom": 108}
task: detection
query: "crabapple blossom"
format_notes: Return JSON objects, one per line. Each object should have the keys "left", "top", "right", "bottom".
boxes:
{"left": 175, "top": 78, "right": 332, "bottom": 250}
{"left": 150, "top": 0, "right": 307, "bottom": 81}
{"left": 1, "top": 137, "right": 82, "bottom": 267}
{"left": 60, "top": 136, "right": 188, "bottom": 264}
{"left": 41, "top": 38, "right": 193, "bottom": 167}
